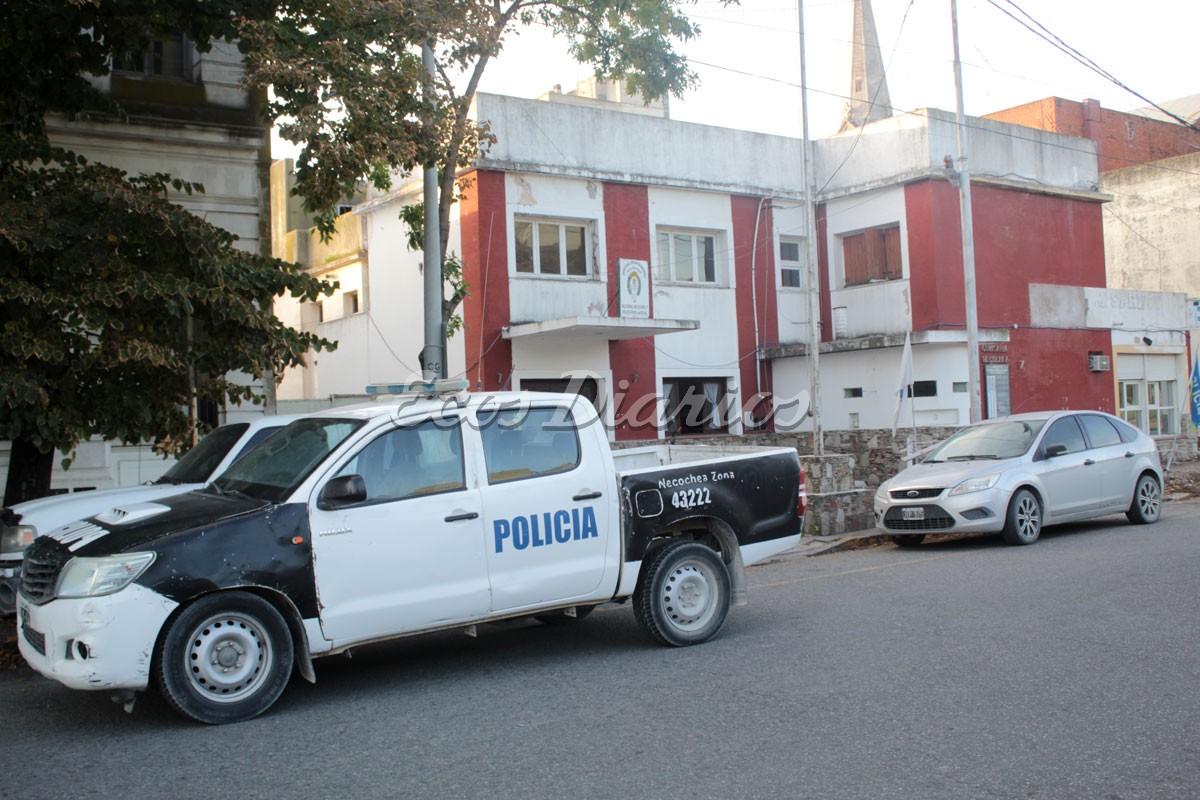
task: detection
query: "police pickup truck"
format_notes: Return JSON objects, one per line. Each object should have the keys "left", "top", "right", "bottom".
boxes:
{"left": 0, "top": 415, "right": 300, "bottom": 617}
{"left": 17, "top": 384, "right": 805, "bottom": 724}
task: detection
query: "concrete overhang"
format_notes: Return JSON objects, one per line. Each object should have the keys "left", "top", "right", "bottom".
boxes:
{"left": 761, "top": 328, "right": 1011, "bottom": 359}
{"left": 502, "top": 316, "right": 699, "bottom": 341}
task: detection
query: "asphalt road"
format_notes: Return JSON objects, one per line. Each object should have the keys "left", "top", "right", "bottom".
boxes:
{"left": 3, "top": 502, "right": 1199, "bottom": 800}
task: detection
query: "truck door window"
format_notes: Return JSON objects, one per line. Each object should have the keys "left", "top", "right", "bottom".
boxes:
{"left": 479, "top": 406, "right": 580, "bottom": 484}
{"left": 335, "top": 419, "right": 466, "bottom": 504}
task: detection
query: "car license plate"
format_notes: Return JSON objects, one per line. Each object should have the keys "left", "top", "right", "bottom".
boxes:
{"left": 902, "top": 507, "right": 925, "bottom": 521}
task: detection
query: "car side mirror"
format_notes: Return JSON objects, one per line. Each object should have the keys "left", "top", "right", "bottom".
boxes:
{"left": 318, "top": 475, "right": 367, "bottom": 509}
{"left": 1043, "top": 443, "right": 1068, "bottom": 459}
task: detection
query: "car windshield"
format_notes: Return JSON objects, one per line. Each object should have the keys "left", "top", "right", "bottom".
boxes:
{"left": 211, "top": 418, "right": 364, "bottom": 502}
{"left": 924, "top": 419, "right": 1047, "bottom": 462}
{"left": 156, "top": 423, "right": 250, "bottom": 485}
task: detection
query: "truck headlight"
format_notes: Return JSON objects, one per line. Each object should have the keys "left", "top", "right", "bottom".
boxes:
{"left": 948, "top": 473, "right": 1000, "bottom": 496}
{"left": 1, "top": 524, "right": 36, "bottom": 559}
{"left": 55, "top": 552, "right": 156, "bottom": 599}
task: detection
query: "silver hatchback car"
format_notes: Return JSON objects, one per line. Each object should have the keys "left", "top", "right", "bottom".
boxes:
{"left": 874, "top": 411, "right": 1163, "bottom": 546}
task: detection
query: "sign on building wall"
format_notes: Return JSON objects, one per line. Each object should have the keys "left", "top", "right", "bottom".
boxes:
{"left": 619, "top": 259, "right": 650, "bottom": 318}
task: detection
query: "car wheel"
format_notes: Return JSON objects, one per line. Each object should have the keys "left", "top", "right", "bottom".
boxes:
{"left": 1126, "top": 473, "right": 1162, "bottom": 525}
{"left": 633, "top": 541, "right": 731, "bottom": 647}
{"left": 154, "top": 591, "right": 294, "bottom": 725}
{"left": 1002, "top": 489, "right": 1042, "bottom": 546}
{"left": 891, "top": 534, "right": 926, "bottom": 547}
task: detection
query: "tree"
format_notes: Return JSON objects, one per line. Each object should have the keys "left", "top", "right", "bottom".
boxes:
{"left": 240, "top": 0, "right": 715, "bottom": 348}
{"left": 0, "top": 0, "right": 335, "bottom": 505}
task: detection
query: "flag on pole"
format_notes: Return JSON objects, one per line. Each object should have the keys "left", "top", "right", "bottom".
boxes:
{"left": 892, "top": 331, "right": 913, "bottom": 436}
{"left": 1190, "top": 346, "right": 1200, "bottom": 428}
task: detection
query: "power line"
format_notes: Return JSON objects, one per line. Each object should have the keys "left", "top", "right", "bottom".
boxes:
{"left": 983, "top": 0, "right": 1200, "bottom": 132}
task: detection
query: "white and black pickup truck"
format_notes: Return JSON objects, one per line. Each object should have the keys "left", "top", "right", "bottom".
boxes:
{"left": 17, "top": 385, "right": 806, "bottom": 724}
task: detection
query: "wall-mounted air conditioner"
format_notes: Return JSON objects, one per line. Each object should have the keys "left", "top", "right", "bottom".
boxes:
{"left": 1088, "top": 354, "right": 1111, "bottom": 372}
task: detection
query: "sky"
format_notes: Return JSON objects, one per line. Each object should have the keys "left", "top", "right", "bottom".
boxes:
{"left": 469, "top": 0, "right": 1200, "bottom": 141}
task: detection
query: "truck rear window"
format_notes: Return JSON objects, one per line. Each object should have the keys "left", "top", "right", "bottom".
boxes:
{"left": 479, "top": 406, "right": 580, "bottom": 484}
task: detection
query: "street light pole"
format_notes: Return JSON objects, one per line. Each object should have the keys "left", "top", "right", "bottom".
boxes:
{"left": 951, "top": 0, "right": 982, "bottom": 422}
{"left": 421, "top": 41, "right": 445, "bottom": 380}
{"left": 798, "top": 0, "right": 824, "bottom": 455}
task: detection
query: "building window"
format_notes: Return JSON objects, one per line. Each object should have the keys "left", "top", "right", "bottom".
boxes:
{"left": 655, "top": 229, "right": 718, "bottom": 284}
{"left": 663, "top": 378, "right": 731, "bottom": 435}
{"left": 344, "top": 290, "right": 360, "bottom": 316}
{"left": 114, "top": 33, "right": 192, "bottom": 80}
{"left": 843, "top": 387, "right": 863, "bottom": 398}
{"left": 1120, "top": 380, "right": 1176, "bottom": 435}
{"left": 908, "top": 380, "right": 937, "bottom": 398}
{"left": 779, "top": 237, "right": 806, "bottom": 289}
{"left": 842, "top": 224, "right": 901, "bottom": 287}
{"left": 514, "top": 218, "right": 590, "bottom": 277}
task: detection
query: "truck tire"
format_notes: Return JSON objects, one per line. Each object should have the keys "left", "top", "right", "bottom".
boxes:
{"left": 634, "top": 541, "right": 731, "bottom": 647}
{"left": 154, "top": 591, "right": 294, "bottom": 725}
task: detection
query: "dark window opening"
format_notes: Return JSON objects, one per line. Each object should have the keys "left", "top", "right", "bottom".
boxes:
{"left": 843, "top": 387, "right": 863, "bottom": 399}
{"left": 664, "top": 378, "right": 731, "bottom": 436}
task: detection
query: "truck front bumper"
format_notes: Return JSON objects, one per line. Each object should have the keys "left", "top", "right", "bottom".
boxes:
{"left": 17, "top": 584, "right": 178, "bottom": 692}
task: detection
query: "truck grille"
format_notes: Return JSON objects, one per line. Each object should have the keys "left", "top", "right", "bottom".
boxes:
{"left": 19, "top": 537, "right": 70, "bottom": 604}
{"left": 20, "top": 608, "right": 46, "bottom": 655}
{"left": 883, "top": 506, "right": 956, "bottom": 531}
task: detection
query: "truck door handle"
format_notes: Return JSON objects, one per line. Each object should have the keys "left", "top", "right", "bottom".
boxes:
{"left": 444, "top": 511, "right": 479, "bottom": 522}
{"left": 1083, "top": 459, "right": 1095, "bottom": 466}
{"left": 573, "top": 491, "right": 603, "bottom": 501}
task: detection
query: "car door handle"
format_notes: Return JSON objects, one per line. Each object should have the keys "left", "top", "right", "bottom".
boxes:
{"left": 1083, "top": 459, "right": 1095, "bottom": 466}
{"left": 573, "top": 490, "right": 603, "bottom": 501}
{"left": 1125, "top": 451, "right": 1135, "bottom": 458}
{"left": 444, "top": 511, "right": 479, "bottom": 522}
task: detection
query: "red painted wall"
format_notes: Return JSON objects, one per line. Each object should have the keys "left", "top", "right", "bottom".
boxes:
{"left": 603, "top": 182, "right": 658, "bottom": 440}
{"left": 984, "top": 97, "right": 1200, "bottom": 173}
{"left": 459, "top": 169, "right": 512, "bottom": 391}
{"left": 904, "top": 179, "right": 1114, "bottom": 414}
{"left": 730, "top": 195, "right": 780, "bottom": 428}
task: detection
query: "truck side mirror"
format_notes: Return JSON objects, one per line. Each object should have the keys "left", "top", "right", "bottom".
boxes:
{"left": 318, "top": 475, "right": 368, "bottom": 509}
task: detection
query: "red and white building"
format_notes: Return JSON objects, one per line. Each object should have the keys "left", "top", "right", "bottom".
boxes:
{"left": 274, "top": 85, "right": 1189, "bottom": 440}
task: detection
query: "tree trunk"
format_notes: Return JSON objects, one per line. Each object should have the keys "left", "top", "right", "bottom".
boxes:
{"left": 3, "top": 435, "right": 55, "bottom": 507}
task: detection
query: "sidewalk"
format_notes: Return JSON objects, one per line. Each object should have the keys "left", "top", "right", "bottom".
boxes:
{"left": 788, "top": 529, "right": 893, "bottom": 558}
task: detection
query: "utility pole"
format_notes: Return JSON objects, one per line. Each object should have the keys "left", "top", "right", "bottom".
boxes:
{"left": 421, "top": 41, "right": 445, "bottom": 380}
{"left": 950, "top": 0, "right": 982, "bottom": 422}
{"left": 798, "top": 0, "right": 824, "bottom": 454}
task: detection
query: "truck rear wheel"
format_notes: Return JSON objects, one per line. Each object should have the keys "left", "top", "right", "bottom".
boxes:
{"left": 634, "top": 541, "right": 731, "bottom": 647}
{"left": 154, "top": 591, "right": 294, "bottom": 724}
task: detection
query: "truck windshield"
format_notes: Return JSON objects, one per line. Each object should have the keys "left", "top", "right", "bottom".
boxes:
{"left": 156, "top": 423, "right": 250, "bottom": 485}
{"left": 925, "top": 419, "right": 1047, "bottom": 462}
{"left": 211, "top": 418, "right": 364, "bottom": 502}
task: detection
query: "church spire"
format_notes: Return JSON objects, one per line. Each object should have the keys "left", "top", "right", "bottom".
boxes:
{"left": 839, "top": 0, "right": 893, "bottom": 133}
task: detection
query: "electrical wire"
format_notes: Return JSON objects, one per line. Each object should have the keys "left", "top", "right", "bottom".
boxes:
{"left": 983, "top": 0, "right": 1200, "bottom": 132}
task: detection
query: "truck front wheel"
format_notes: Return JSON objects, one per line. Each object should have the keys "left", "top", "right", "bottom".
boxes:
{"left": 154, "top": 591, "right": 294, "bottom": 724}
{"left": 634, "top": 541, "right": 731, "bottom": 647}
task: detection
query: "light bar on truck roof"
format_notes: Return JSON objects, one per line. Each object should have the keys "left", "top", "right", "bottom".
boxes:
{"left": 365, "top": 379, "right": 470, "bottom": 397}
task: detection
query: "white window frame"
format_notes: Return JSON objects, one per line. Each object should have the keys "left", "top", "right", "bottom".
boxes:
{"left": 778, "top": 236, "right": 806, "bottom": 290}
{"left": 655, "top": 228, "right": 721, "bottom": 285}
{"left": 1120, "top": 379, "right": 1176, "bottom": 435}
{"left": 513, "top": 216, "right": 593, "bottom": 279}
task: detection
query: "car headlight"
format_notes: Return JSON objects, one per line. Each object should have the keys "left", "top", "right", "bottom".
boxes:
{"left": 1, "top": 524, "right": 36, "bottom": 559}
{"left": 875, "top": 481, "right": 890, "bottom": 500}
{"left": 55, "top": 552, "right": 156, "bottom": 599}
{"left": 948, "top": 473, "right": 1000, "bottom": 496}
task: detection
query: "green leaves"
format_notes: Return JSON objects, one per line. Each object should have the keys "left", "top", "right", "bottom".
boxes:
{"left": 0, "top": 139, "right": 335, "bottom": 457}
